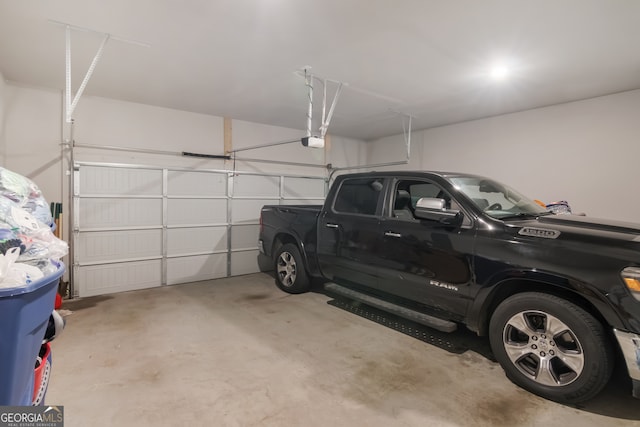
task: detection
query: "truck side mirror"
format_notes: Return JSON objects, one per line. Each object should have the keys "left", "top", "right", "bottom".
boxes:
{"left": 414, "top": 197, "right": 463, "bottom": 226}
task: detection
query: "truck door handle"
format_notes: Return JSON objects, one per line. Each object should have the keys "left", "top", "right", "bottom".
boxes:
{"left": 326, "top": 223, "right": 339, "bottom": 229}
{"left": 384, "top": 231, "right": 402, "bottom": 238}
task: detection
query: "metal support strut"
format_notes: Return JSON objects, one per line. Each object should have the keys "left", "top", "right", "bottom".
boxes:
{"left": 64, "top": 26, "right": 110, "bottom": 122}
{"left": 305, "top": 68, "right": 314, "bottom": 137}
{"left": 51, "top": 19, "right": 150, "bottom": 123}
{"left": 302, "top": 67, "right": 344, "bottom": 139}
{"left": 66, "top": 31, "right": 110, "bottom": 122}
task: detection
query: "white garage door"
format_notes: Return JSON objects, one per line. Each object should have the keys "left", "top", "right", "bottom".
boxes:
{"left": 73, "top": 162, "right": 326, "bottom": 297}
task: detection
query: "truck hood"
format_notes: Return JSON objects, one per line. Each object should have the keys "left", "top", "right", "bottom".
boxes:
{"left": 508, "top": 214, "right": 640, "bottom": 243}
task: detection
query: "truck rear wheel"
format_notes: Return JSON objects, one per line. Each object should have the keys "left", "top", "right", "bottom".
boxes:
{"left": 489, "top": 292, "right": 613, "bottom": 403}
{"left": 274, "top": 243, "right": 310, "bottom": 294}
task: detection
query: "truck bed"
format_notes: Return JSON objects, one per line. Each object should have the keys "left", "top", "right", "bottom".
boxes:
{"left": 262, "top": 204, "right": 323, "bottom": 212}
{"left": 259, "top": 204, "right": 323, "bottom": 261}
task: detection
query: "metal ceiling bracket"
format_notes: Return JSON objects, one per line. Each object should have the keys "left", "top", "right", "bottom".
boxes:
{"left": 400, "top": 111, "right": 413, "bottom": 161}
{"left": 305, "top": 68, "right": 314, "bottom": 137}
{"left": 320, "top": 79, "right": 344, "bottom": 138}
{"left": 65, "top": 27, "right": 110, "bottom": 122}
{"left": 300, "top": 67, "right": 345, "bottom": 139}
{"left": 52, "top": 20, "right": 150, "bottom": 123}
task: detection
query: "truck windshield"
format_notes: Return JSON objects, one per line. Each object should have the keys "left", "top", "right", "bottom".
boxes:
{"left": 448, "top": 176, "right": 549, "bottom": 220}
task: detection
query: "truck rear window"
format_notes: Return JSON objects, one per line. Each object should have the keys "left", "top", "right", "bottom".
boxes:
{"left": 333, "top": 178, "right": 383, "bottom": 215}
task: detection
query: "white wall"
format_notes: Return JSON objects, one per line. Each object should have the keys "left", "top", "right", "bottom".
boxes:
{"left": 326, "top": 134, "right": 370, "bottom": 171}
{"left": 72, "top": 95, "right": 226, "bottom": 170}
{"left": 6, "top": 82, "right": 639, "bottom": 223}
{"left": 230, "top": 119, "right": 324, "bottom": 176}
{"left": 2, "top": 84, "right": 62, "bottom": 204}
{"left": 368, "top": 90, "right": 640, "bottom": 223}
{"left": 2, "top": 83, "right": 368, "bottom": 211}
{"left": 229, "top": 120, "right": 367, "bottom": 177}
{"left": 72, "top": 96, "right": 368, "bottom": 178}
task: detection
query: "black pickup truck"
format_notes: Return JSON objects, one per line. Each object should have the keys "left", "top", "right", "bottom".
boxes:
{"left": 258, "top": 171, "right": 640, "bottom": 403}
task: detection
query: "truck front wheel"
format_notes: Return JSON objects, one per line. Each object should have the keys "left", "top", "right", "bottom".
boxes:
{"left": 274, "top": 243, "right": 310, "bottom": 294}
{"left": 489, "top": 292, "right": 613, "bottom": 403}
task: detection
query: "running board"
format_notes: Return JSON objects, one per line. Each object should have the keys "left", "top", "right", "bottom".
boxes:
{"left": 324, "top": 282, "right": 457, "bottom": 333}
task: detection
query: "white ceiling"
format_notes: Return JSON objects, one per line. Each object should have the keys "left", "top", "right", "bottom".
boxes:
{"left": 1, "top": 0, "right": 639, "bottom": 141}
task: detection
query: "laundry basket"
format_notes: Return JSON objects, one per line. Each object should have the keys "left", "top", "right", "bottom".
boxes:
{"left": 0, "top": 261, "right": 64, "bottom": 405}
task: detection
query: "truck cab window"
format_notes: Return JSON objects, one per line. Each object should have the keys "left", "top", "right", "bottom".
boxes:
{"left": 333, "top": 178, "right": 383, "bottom": 215}
{"left": 393, "top": 180, "right": 466, "bottom": 223}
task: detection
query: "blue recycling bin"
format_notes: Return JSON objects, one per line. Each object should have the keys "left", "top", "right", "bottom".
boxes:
{"left": 0, "top": 261, "right": 64, "bottom": 405}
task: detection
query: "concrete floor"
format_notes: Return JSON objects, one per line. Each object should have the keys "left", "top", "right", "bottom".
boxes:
{"left": 47, "top": 273, "right": 640, "bottom": 427}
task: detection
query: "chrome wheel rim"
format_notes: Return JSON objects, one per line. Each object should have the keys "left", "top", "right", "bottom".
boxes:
{"left": 276, "top": 251, "right": 297, "bottom": 287}
{"left": 502, "top": 310, "right": 584, "bottom": 387}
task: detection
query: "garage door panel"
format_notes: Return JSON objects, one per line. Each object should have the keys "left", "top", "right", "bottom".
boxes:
{"left": 231, "top": 251, "right": 260, "bottom": 276}
{"left": 231, "top": 199, "right": 272, "bottom": 224}
{"left": 78, "top": 229, "right": 162, "bottom": 263}
{"left": 76, "top": 164, "right": 326, "bottom": 297}
{"left": 77, "top": 260, "right": 162, "bottom": 297}
{"left": 167, "top": 227, "right": 227, "bottom": 255}
{"left": 167, "top": 198, "right": 227, "bottom": 225}
{"left": 231, "top": 224, "right": 259, "bottom": 250}
{"left": 80, "top": 166, "right": 162, "bottom": 196}
{"left": 283, "top": 177, "right": 325, "bottom": 198}
{"left": 234, "top": 175, "right": 279, "bottom": 197}
{"left": 79, "top": 198, "right": 162, "bottom": 229}
{"left": 166, "top": 254, "right": 227, "bottom": 285}
{"left": 167, "top": 170, "right": 227, "bottom": 197}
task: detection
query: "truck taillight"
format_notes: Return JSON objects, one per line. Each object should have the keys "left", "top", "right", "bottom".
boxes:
{"left": 259, "top": 212, "right": 263, "bottom": 234}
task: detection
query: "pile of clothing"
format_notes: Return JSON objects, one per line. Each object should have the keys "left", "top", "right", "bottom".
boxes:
{"left": 0, "top": 168, "right": 68, "bottom": 288}
{"left": 546, "top": 200, "right": 572, "bottom": 215}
